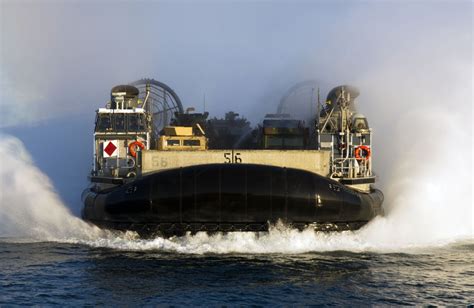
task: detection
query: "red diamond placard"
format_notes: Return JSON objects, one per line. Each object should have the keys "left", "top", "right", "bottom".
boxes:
{"left": 104, "top": 141, "right": 117, "bottom": 157}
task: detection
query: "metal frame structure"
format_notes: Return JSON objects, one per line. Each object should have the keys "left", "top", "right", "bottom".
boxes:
{"left": 277, "top": 80, "right": 319, "bottom": 116}
{"left": 130, "top": 78, "right": 184, "bottom": 138}
{"left": 316, "top": 86, "right": 374, "bottom": 190}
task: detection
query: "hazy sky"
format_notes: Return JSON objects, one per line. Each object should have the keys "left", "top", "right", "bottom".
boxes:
{"left": 2, "top": 0, "right": 470, "bottom": 125}
{"left": 0, "top": 0, "right": 472, "bottom": 213}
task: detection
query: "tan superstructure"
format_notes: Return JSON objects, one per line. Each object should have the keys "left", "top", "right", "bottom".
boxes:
{"left": 141, "top": 149, "right": 331, "bottom": 176}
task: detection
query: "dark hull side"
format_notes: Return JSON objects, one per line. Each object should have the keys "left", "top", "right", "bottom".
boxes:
{"left": 82, "top": 164, "right": 384, "bottom": 237}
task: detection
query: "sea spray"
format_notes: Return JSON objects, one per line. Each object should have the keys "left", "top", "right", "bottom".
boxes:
{"left": 0, "top": 134, "right": 104, "bottom": 241}
{"left": 357, "top": 109, "right": 473, "bottom": 247}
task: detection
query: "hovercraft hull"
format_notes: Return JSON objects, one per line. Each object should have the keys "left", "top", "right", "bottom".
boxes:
{"left": 82, "top": 164, "right": 383, "bottom": 237}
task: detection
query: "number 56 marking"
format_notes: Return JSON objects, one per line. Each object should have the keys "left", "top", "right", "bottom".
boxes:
{"left": 152, "top": 156, "right": 168, "bottom": 167}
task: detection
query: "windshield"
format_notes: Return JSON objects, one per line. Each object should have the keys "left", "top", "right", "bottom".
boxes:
{"left": 96, "top": 114, "right": 113, "bottom": 132}
{"left": 95, "top": 113, "right": 147, "bottom": 132}
{"left": 265, "top": 136, "right": 304, "bottom": 149}
{"left": 114, "top": 114, "right": 126, "bottom": 132}
{"left": 128, "top": 114, "right": 146, "bottom": 131}
{"left": 263, "top": 119, "right": 300, "bottom": 128}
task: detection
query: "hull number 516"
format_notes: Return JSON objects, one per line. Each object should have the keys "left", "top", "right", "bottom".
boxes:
{"left": 224, "top": 151, "right": 242, "bottom": 164}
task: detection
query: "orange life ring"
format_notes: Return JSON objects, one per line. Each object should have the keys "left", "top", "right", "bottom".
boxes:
{"left": 354, "top": 145, "right": 371, "bottom": 161}
{"left": 128, "top": 141, "right": 145, "bottom": 158}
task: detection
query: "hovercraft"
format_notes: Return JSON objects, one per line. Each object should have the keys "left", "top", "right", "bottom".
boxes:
{"left": 82, "top": 79, "right": 384, "bottom": 237}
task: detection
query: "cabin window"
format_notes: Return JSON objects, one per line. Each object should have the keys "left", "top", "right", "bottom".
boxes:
{"left": 265, "top": 136, "right": 304, "bottom": 148}
{"left": 167, "top": 139, "right": 180, "bottom": 146}
{"left": 96, "top": 114, "right": 113, "bottom": 132}
{"left": 266, "top": 136, "right": 283, "bottom": 147}
{"left": 114, "top": 114, "right": 126, "bottom": 132}
{"left": 128, "top": 114, "right": 146, "bottom": 131}
{"left": 284, "top": 137, "right": 304, "bottom": 147}
{"left": 263, "top": 119, "right": 299, "bottom": 128}
{"left": 183, "top": 140, "right": 200, "bottom": 146}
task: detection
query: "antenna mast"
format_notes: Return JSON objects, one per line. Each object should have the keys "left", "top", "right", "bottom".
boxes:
{"left": 203, "top": 93, "right": 206, "bottom": 112}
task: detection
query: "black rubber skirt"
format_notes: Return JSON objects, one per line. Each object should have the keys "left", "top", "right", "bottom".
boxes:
{"left": 82, "top": 164, "right": 384, "bottom": 237}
